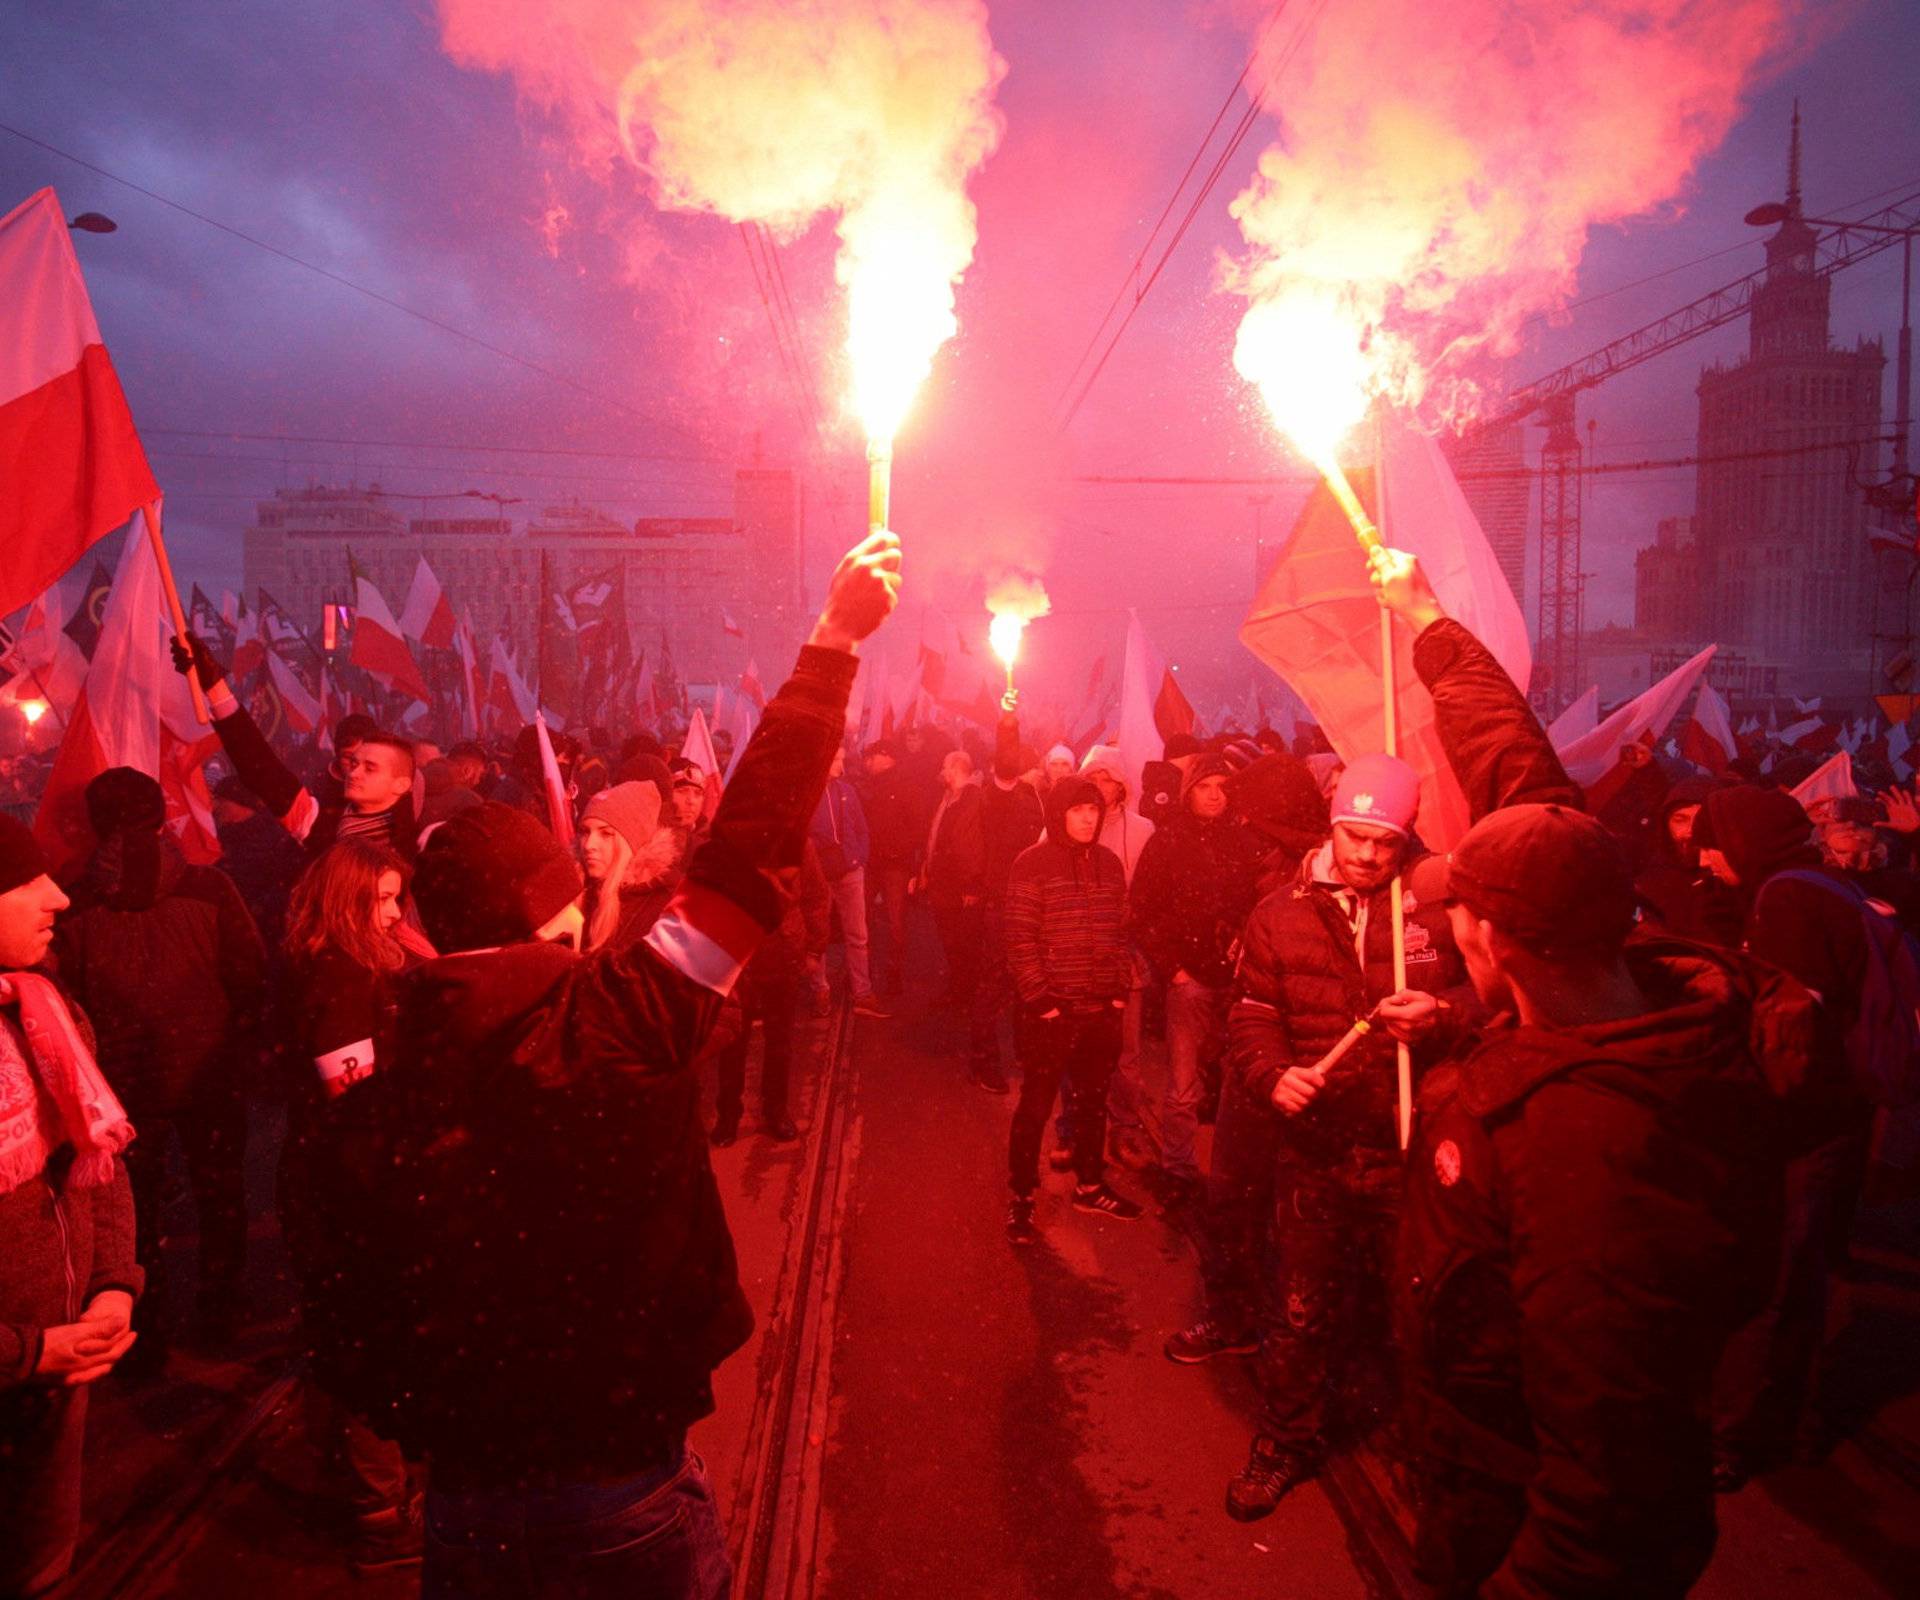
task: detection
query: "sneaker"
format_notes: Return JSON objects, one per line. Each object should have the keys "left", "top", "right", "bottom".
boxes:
{"left": 350, "top": 1504, "right": 424, "bottom": 1573}
{"left": 1071, "top": 1183, "right": 1142, "bottom": 1221}
{"left": 851, "top": 992, "right": 890, "bottom": 1018}
{"left": 1048, "top": 1144, "right": 1076, "bottom": 1173}
{"left": 1005, "top": 1194, "right": 1039, "bottom": 1246}
{"left": 1164, "top": 1317, "right": 1259, "bottom": 1365}
{"left": 1225, "top": 1436, "right": 1316, "bottom": 1523}
{"left": 1108, "top": 1126, "right": 1159, "bottom": 1173}
{"left": 969, "top": 1062, "right": 1009, "bottom": 1094}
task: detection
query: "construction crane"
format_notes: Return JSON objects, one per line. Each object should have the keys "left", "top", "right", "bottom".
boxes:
{"left": 1468, "top": 171, "right": 1920, "bottom": 710}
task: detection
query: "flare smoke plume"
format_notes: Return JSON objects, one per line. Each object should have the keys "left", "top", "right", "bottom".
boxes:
{"left": 984, "top": 573, "right": 1052, "bottom": 624}
{"left": 436, "top": 0, "right": 1006, "bottom": 439}
{"left": 1227, "top": 0, "right": 1807, "bottom": 433}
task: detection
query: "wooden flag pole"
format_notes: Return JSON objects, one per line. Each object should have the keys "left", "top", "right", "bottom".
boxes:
{"left": 1371, "top": 420, "right": 1415, "bottom": 1153}
{"left": 144, "top": 500, "right": 210, "bottom": 725}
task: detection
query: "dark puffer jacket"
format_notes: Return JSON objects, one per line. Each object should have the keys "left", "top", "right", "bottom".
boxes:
{"left": 1229, "top": 848, "right": 1465, "bottom": 1157}
{"left": 54, "top": 832, "right": 268, "bottom": 1117}
{"left": 1130, "top": 807, "right": 1266, "bottom": 987}
{"left": 1003, "top": 780, "right": 1130, "bottom": 1009}
{"left": 1398, "top": 935, "right": 1797, "bottom": 1599}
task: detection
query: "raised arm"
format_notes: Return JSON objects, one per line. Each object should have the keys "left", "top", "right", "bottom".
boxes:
{"left": 171, "top": 634, "right": 317, "bottom": 838}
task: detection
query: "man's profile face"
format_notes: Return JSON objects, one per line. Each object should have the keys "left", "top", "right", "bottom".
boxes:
{"left": 1448, "top": 903, "right": 1510, "bottom": 1011}
{"left": 1330, "top": 821, "right": 1405, "bottom": 895}
{"left": 449, "top": 755, "right": 484, "bottom": 789}
{"left": 0, "top": 874, "right": 69, "bottom": 968}
{"left": 1088, "top": 771, "right": 1124, "bottom": 811}
{"left": 1046, "top": 756, "right": 1074, "bottom": 784}
{"left": 340, "top": 743, "right": 412, "bottom": 811}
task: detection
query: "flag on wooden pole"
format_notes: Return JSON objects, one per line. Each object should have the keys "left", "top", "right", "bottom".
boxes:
{"left": 0, "top": 189, "right": 160, "bottom": 618}
{"left": 349, "top": 559, "right": 432, "bottom": 704}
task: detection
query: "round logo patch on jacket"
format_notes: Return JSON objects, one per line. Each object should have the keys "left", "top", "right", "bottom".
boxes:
{"left": 1433, "top": 1139, "right": 1462, "bottom": 1188}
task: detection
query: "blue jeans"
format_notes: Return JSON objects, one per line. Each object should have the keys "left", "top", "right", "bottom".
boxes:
{"left": 423, "top": 1447, "right": 730, "bottom": 1600}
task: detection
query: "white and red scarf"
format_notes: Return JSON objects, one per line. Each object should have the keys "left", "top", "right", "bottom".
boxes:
{"left": 0, "top": 973, "right": 135, "bottom": 1196}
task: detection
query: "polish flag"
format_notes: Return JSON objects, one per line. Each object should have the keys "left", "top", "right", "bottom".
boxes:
{"left": 1546, "top": 686, "right": 1599, "bottom": 747}
{"left": 1555, "top": 646, "right": 1716, "bottom": 788}
{"left": 399, "top": 557, "right": 457, "bottom": 650}
{"left": 266, "top": 650, "right": 322, "bottom": 736}
{"left": 1117, "top": 611, "right": 1195, "bottom": 806}
{"left": 1241, "top": 420, "right": 1530, "bottom": 850}
{"left": 33, "top": 506, "right": 220, "bottom": 871}
{"left": 721, "top": 609, "right": 745, "bottom": 640}
{"left": 633, "top": 654, "right": 658, "bottom": 726}
{"left": 350, "top": 569, "right": 432, "bottom": 703}
{"left": 680, "top": 707, "right": 724, "bottom": 818}
{"left": 533, "top": 713, "right": 575, "bottom": 846}
{"left": 453, "top": 610, "right": 481, "bottom": 738}
{"left": 721, "top": 687, "right": 757, "bottom": 783}
{"left": 0, "top": 189, "right": 160, "bottom": 619}
{"left": 738, "top": 658, "right": 766, "bottom": 712}
{"left": 487, "top": 635, "right": 536, "bottom": 727}
{"left": 1789, "top": 751, "right": 1856, "bottom": 807}
{"left": 1779, "top": 715, "right": 1833, "bottom": 753}
{"left": 1679, "top": 680, "right": 1738, "bottom": 775}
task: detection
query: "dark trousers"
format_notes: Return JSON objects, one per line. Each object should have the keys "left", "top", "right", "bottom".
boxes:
{"left": 716, "top": 959, "right": 799, "bottom": 1127}
{"left": 0, "top": 1388, "right": 87, "bottom": 1596}
{"left": 123, "top": 1087, "right": 248, "bottom": 1330}
{"left": 1008, "top": 1006, "right": 1122, "bottom": 1194}
{"left": 869, "top": 863, "right": 912, "bottom": 990}
{"left": 1256, "top": 1151, "right": 1402, "bottom": 1458}
{"left": 1195, "top": 1065, "right": 1283, "bottom": 1335}
{"left": 1714, "top": 1126, "right": 1872, "bottom": 1464}
{"left": 933, "top": 901, "right": 1008, "bottom": 1069}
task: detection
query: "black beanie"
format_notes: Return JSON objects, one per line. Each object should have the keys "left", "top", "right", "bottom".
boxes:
{"left": 1693, "top": 785, "right": 1813, "bottom": 883}
{"left": 1227, "top": 753, "right": 1331, "bottom": 854}
{"left": 413, "top": 801, "right": 584, "bottom": 952}
{"left": 615, "top": 753, "right": 675, "bottom": 811}
{"left": 86, "top": 767, "right": 165, "bottom": 838}
{"left": 0, "top": 816, "right": 49, "bottom": 896}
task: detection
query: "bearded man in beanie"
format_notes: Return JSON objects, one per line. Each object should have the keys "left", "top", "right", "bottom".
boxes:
{"left": 0, "top": 817, "right": 143, "bottom": 1596}
{"left": 1374, "top": 547, "right": 1800, "bottom": 1599}
{"left": 1217, "top": 751, "right": 1466, "bottom": 1520}
{"left": 296, "top": 532, "right": 897, "bottom": 1600}
{"left": 1129, "top": 752, "right": 1266, "bottom": 1198}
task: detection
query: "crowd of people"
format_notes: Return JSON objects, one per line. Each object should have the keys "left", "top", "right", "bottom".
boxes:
{"left": 1, "top": 525, "right": 1916, "bottom": 1599}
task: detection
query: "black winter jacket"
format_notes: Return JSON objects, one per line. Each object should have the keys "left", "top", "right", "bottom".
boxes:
{"left": 1229, "top": 848, "right": 1465, "bottom": 1157}
{"left": 1130, "top": 811, "right": 1266, "bottom": 987}
{"left": 1401, "top": 614, "right": 1802, "bottom": 1599}
{"left": 1003, "top": 791, "right": 1130, "bottom": 1009}
{"left": 980, "top": 778, "right": 1045, "bottom": 902}
{"left": 311, "top": 644, "right": 854, "bottom": 1486}
{"left": 924, "top": 784, "right": 987, "bottom": 907}
{"left": 54, "top": 832, "right": 268, "bottom": 1117}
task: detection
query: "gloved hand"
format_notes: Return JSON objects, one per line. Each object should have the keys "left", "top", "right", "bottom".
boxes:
{"left": 169, "top": 631, "right": 227, "bottom": 690}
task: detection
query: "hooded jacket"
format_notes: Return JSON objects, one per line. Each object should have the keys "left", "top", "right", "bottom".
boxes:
{"left": 1076, "top": 745, "right": 1156, "bottom": 884}
{"left": 1129, "top": 762, "right": 1267, "bottom": 987}
{"left": 54, "top": 831, "right": 268, "bottom": 1117}
{"left": 1002, "top": 779, "right": 1130, "bottom": 1008}
{"left": 308, "top": 644, "right": 854, "bottom": 1486}
{"left": 1398, "top": 934, "right": 1799, "bottom": 1599}
{"left": 1634, "top": 776, "right": 1743, "bottom": 947}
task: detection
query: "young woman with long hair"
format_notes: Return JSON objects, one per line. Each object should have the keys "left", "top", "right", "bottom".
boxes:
{"left": 279, "top": 839, "right": 434, "bottom": 1574}
{"left": 578, "top": 781, "right": 683, "bottom": 953}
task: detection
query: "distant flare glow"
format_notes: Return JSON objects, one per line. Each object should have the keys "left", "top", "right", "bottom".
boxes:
{"left": 18, "top": 698, "right": 48, "bottom": 726}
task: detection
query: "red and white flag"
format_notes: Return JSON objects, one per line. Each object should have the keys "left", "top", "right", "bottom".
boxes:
{"left": 1779, "top": 714, "right": 1834, "bottom": 753}
{"left": 1117, "top": 611, "right": 1195, "bottom": 805}
{"left": 453, "top": 610, "right": 481, "bottom": 738}
{"left": 399, "top": 557, "right": 457, "bottom": 650}
{"left": 738, "top": 658, "right": 766, "bottom": 712}
{"left": 266, "top": 650, "right": 322, "bottom": 736}
{"left": 1546, "top": 686, "right": 1599, "bottom": 746}
{"left": 350, "top": 568, "right": 432, "bottom": 703}
{"left": 33, "top": 506, "right": 219, "bottom": 870}
{"left": 1555, "top": 646, "right": 1716, "bottom": 788}
{"left": 1241, "top": 420, "right": 1530, "bottom": 850}
{"left": 1789, "top": 751, "right": 1856, "bottom": 808}
{"left": 721, "top": 609, "right": 744, "bottom": 640}
{"left": 533, "top": 713, "right": 575, "bottom": 846}
{"left": 1679, "top": 679, "right": 1738, "bottom": 775}
{"left": 721, "top": 685, "right": 758, "bottom": 783}
{"left": 680, "top": 707, "right": 724, "bottom": 819}
{"left": 0, "top": 189, "right": 160, "bottom": 619}
{"left": 487, "top": 635, "right": 536, "bottom": 727}
{"left": 633, "top": 653, "right": 658, "bottom": 726}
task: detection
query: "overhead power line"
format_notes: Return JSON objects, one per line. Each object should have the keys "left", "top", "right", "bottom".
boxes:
{"left": 0, "top": 119, "right": 710, "bottom": 448}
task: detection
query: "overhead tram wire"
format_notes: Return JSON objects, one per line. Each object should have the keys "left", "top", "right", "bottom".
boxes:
{"left": 0, "top": 119, "right": 711, "bottom": 449}
{"left": 738, "top": 222, "right": 826, "bottom": 449}
{"left": 759, "top": 222, "right": 829, "bottom": 438}
{"left": 1053, "top": 0, "right": 1330, "bottom": 437}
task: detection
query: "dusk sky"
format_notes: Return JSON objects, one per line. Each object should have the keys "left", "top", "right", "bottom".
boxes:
{"left": 4, "top": 0, "right": 1917, "bottom": 710}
